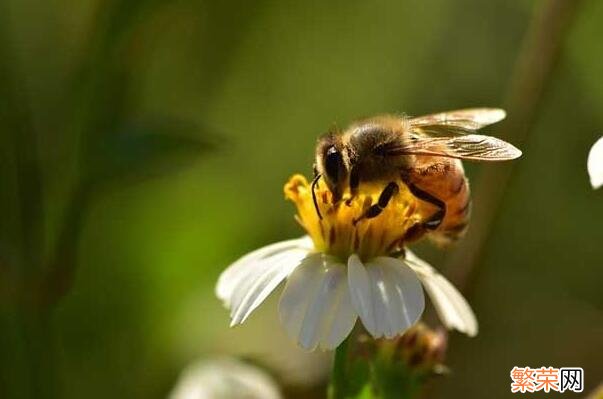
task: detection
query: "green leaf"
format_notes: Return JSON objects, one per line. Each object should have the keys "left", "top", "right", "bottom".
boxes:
{"left": 85, "top": 117, "right": 214, "bottom": 187}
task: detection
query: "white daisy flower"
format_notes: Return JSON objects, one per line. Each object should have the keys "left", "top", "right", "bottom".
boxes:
{"left": 588, "top": 136, "right": 603, "bottom": 189}
{"left": 169, "top": 357, "right": 282, "bottom": 399}
{"left": 216, "top": 175, "right": 477, "bottom": 351}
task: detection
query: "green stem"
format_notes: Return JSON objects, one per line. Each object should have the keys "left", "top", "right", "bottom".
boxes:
{"left": 445, "top": 0, "right": 583, "bottom": 293}
{"left": 330, "top": 336, "right": 351, "bottom": 399}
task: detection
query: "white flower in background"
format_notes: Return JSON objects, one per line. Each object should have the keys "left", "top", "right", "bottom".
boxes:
{"left": 588, "top": 136, "right": 603, "bottom": 189}
{"left": 169, "top": 357, "right": 282, "bottom": 399}
{"left": 216, "top": 175, "right": 477, "bottom": 351}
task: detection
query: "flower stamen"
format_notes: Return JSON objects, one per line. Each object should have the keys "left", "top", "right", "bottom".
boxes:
{"left": 284, "top": 174, "right": 431, "bottom": 261}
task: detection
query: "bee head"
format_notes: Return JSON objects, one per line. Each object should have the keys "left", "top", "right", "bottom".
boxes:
{"left": 315, "top": 133, "right": 348, "bottom": 202}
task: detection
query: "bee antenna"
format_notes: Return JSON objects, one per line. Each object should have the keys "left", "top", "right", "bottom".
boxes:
{"left": 311, "top": 174, "right": 323, "bottom": 220}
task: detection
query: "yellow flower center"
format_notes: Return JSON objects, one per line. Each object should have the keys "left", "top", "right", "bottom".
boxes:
{"left": 284, "top": 174, "right": 430, "bottom": 261}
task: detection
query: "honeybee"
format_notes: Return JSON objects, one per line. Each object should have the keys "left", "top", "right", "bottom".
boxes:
{"left": 313, "top": 108, "right": 521, "bottom": 245}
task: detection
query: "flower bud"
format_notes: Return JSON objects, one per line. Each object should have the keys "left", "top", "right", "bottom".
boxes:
{"left": 394, "top": 323, "right": 448, "bottom": 376}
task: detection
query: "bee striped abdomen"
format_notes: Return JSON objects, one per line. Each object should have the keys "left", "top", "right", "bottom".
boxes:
{"left": 434, "top": 170, "right": 471, "bottom": 244}
{"left": 404, "top": 157, "right": 471, "bottom": 245}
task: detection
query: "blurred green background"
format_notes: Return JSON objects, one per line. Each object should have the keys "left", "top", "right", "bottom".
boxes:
{"left": 0, "top": 0, "right": 601, "bottom": 398}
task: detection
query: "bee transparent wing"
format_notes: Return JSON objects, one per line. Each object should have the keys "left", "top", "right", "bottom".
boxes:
{"left": 396, "top": 108, "right": 518, "bottom": 161}
{"left": 411, "top": 124, "right": 475, "bottom": 137}
{"left": 409, "top": 108, "right": 506, "bottom": 136}
{"left": 385, "top": 134, "right": 522, "bottom": 161}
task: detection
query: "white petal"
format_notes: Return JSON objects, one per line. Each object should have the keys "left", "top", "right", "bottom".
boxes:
{"left": 404, "top": 250, "right": 478, "bottom": 336}
{"left": 215, "top": 237, "right": 312, "bottom": 326}
{"left": 588, "top": 136, "right": 603, "bottom": 189}
{"left": 347, "top": 255, "right": 376, "bottom": 334}
{"left": 229, "top": 250, "right": 308, "bottom": 326}
{"left": 279, "top": 254, "right": 357, "bottom": 351}
{"left": 216, "top": 236, "right": 312, "bottom": 306}
{"left": 348, "top": 255, "right": 424, "bottom": 339}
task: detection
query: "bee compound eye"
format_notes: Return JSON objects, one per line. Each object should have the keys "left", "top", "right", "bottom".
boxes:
{"left": 325, "top": 146, "right": 342, "bottom": 181}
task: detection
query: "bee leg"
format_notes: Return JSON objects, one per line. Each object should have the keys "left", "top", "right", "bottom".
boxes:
{"left": 405, "top": 183, "right": 446, "bottom": 230}
{"left": 401, "top": 222, "right": 428, "bottom": 243}
{"left": 353, "top": 182, "right": 399, "bottom": 224}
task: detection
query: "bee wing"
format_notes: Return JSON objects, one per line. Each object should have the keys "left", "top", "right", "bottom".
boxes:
{"left": 409, "top": 108, "right": 506, "bottom": 136}
{"left": 398, "top": 108, "right": 517, "bottom": 161}
{"left": 385, "top": 134, "right": 522, "bottom": 161}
